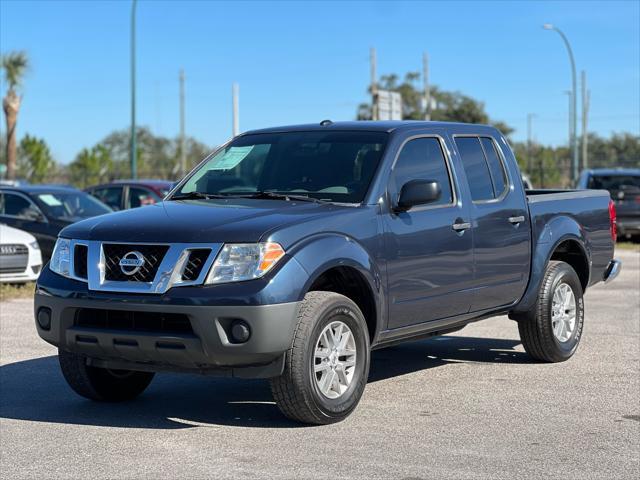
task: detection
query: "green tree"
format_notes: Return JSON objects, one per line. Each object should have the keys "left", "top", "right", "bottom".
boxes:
{"left": 96, "top": 127, "right": 210, "bottom": 180}
{"left": 17, "top": 134, "right": 56, "bottom": 183}
{"left": 357, "top": 71, "right": 513, "bottom": 135}
{"left": 69, "top": 145, "right": 113, "bottom": 188}
{"left": 1, "top": 51, "right": 29, "bottom": 180}
{"left": 587, "top": 132, "right": 640, "bottom": 169}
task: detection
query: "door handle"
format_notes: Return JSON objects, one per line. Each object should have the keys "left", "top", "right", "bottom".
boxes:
{"left": 452, "top": 222, "right": 471, "bottom": 232}
{"left": 508, "top": 215, "right": 525, "bottom": 225}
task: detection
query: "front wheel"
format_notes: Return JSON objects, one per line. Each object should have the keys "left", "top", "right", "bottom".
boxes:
{"left": 58, "top": 349, "right": 155, "bottom": 402}
{"left": 270, "top": 291, "right": 370, "bottom": 425}
{"left": 518, "top": 260, "right": 585, "bottom": 362}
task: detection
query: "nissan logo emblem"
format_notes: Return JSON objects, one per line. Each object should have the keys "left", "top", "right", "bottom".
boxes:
{"left": 119, "top": 251, "right": 146, "bottom": 276}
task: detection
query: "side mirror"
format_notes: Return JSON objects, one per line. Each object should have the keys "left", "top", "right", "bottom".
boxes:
{"left": 394, "top": 179, "right": 441, "bottom": 212}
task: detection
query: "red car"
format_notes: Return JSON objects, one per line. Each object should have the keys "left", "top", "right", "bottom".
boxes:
{"left": 85, "top": 180, "right": 174, "bottom": 211}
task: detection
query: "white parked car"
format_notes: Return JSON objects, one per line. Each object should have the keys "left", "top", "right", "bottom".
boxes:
{"left": 0, "top": 224, "right": 43, "bottom": 283}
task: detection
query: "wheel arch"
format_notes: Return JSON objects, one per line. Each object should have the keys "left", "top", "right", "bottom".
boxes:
{"left": 511, "top": 214, "right": 591, "bottom": 317}
{"left": 290, "top": 234, "right": 384, "bottom": 344}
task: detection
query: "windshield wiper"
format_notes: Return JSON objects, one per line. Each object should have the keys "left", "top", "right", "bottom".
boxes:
{"left": 238, "top": 191, "right": 330, "bottom": 204}
{"left": 170, "top": 192, "right": 229, "bottom": 200}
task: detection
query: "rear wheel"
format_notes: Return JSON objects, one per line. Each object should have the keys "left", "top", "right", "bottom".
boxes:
{"left": 58, "top": 349, "right": 154, "bottom": 401}
{"left": 270, "top": 291, "right": 370, "bottom": 425}
{"left": 518, "top": 261, "right": 585, "bottom": 362}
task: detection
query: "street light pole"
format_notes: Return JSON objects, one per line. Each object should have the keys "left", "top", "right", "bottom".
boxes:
{"left": 130, "top": 0, "right": 137, "bottom": 179}
{"left": 543, "top": 23, "right": 578, "bottom": 184}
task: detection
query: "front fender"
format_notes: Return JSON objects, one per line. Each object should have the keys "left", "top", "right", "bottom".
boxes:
{"left": 288, "top": 233, "right": 385, "bottom": 340}
{"left": 512, "top": 215, "right": 590, "bottom": 315}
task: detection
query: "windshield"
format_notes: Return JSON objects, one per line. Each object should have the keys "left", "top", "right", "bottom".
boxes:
{"left": 174, "top": 131, "right": 388, "bottom": 203}
{"left": 36, "top": 192, "right": 112, "bottom": 221}
{"left": 588, "top": 174, "right": 640, "bottom": 195}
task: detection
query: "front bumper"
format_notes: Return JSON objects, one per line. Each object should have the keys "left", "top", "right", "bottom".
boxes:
{"left": 35, "top": 287, "right": 301, "bottom": 378}
{"left": 0, "top": 265, "right": 41, "bottom": 283}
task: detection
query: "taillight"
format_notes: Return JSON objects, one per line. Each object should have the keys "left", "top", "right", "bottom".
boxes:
{"left": 608, "top": 199, "right": 617, "bottom": 242}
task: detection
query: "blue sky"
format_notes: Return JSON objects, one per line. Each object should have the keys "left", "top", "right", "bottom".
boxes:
{"left": 1, "top": 0, "right": 639, "bottom": 164}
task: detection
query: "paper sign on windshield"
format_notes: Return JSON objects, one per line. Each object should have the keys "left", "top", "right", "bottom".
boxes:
{"left": 210, "top": 146, "right": 254, "bottom": 170}
{"left": 38, "top": 194, "right": 63, "bottom": 207}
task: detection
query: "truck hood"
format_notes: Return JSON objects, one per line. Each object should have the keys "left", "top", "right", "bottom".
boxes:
{"left": 60, "top": 199, "right": 342, "bottom": 244}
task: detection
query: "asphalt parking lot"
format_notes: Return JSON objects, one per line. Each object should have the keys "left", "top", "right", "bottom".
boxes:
{"left": 1, "top": 249, "right": 638, "bottom": 480}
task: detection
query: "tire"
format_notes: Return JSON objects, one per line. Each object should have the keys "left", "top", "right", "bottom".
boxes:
{"left": 58, "top": 349, "right": 155, "bottom": 402}
{"left": 270, "top": 291, "right": 371, "bottom": 425}
{"left": 518, "top": 260, "right": 585, "bottom": 362}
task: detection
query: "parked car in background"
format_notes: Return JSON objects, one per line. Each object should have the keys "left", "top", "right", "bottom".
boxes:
{"left": 578, "top": 168, "right": 640, "bottom": 240}
{"left": 0, "top": 224, "right": 42, "bottom": 283}
{"left": 85, "top": 180, "right": 174, "bottom": 211}
{"left": 0, "top": 185, "right": 112, "bottom": 261}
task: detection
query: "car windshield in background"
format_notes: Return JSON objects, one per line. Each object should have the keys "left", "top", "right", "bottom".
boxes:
{"left": 36, "top": 192, "right": 112, "bottom": 221}
{"left": 588, "top": 175, "right": 640, "bottom": 195}
{"left": 174, "top": 131, "right": 388, "bottom": 203}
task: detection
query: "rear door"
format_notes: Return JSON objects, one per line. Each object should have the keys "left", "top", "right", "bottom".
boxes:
{"left": 384, "top": 135, "right": 474, "bottom": 329}
{"left": 453, "top": 135, "right": 530, "bottom": 311}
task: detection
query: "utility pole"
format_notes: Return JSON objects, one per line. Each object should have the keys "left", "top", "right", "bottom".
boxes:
{"left": 232, "top": 83, "right": 239, "bottom": 137}
{"left": 370, "top": 47, "right": 378, "bottom": 121}
{"left": 527, "top": 113, "right": 536, "bottom": 174}
{"left": 581, "top": 70, "right": 590, "bottom": 170}
{"left": 423, "top": 52, "right": 430, "bottom": 121}
{"left": 179, "top": 69, "right": 186, "bottom": 177}
{"left": 543, "top": 24, "right": 578, "bottom": 184}
{"left": 130, "top": 0, "right": 137, "bottom": 179}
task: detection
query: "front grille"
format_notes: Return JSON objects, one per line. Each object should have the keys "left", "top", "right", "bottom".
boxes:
{"left": 103, "top": 244, "right": 169, "bottom": 282}
{"left": 0, "top": 244, "right": 28, "bottom": 256}
{"left": 75, "top": 308, "right": 193, "bottom": 334}
{"left": 182, "top": 249, "right": 211, "bottom": 281}
{"left": 0, "top": 244, "right": 28, "bottom": 274}
{"left": 74, "top": 244, "right": 88, "bottom": 279}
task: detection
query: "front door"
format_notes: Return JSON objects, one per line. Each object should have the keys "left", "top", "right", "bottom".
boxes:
{"left": 384, "top": 135, "right": 474, "bottom": 329}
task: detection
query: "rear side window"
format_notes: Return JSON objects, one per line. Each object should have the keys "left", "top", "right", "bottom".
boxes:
{"left": 456, "top": 136, "right": 509, "bottom": 201}
{"left": 455, "top": 137, "right": 494, "bottom": 201}
{"left": 480, "top": 137, "right": 507, "bottom": 197}
{"left": 392, "top": 137, "right": 453, "bottom": 206}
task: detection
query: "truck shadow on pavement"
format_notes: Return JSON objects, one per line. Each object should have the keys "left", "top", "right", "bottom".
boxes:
{"left": 0, "top": 336, "right": 530, "bottom": 429}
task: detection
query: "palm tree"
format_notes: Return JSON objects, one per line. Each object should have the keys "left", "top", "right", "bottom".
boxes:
{"left": 1, "top": 51, "right": 29, "bottom": 180}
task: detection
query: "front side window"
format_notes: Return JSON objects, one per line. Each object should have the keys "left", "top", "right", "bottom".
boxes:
{"left": 1, "top": 192, "right": 42, "bottom": 220}
{"left": 392, "top": 137, "right": 453, "bottom": 206}
{"left": 35, "top": 192, "right": 112, "bottom": 221}
{"left": 129, "top": 187, "right": 159, "bottom": 208}
{"left": 175, "top": 131, "right": 388, "bottom": 203}
{"left": 91, "top": 187, "right": 123, "bottom": 211}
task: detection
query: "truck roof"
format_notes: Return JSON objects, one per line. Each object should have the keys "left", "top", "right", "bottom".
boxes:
{"left": 243, "top": 120, "right": 497, "bottom": 135}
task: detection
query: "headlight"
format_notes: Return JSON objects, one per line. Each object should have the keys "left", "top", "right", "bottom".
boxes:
{"left": 49, "top": 238, "right": 71, "bottom": 278}
{"left": 30, "top": 240, "right": 40, "bottom": 250}
{"left": 205, "top": 242, "right": 285, "bottom": 284}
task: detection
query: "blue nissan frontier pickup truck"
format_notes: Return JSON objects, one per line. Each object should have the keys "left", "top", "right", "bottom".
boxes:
{"left": 35, "top": 121, "right": 621, "bottom": 424}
